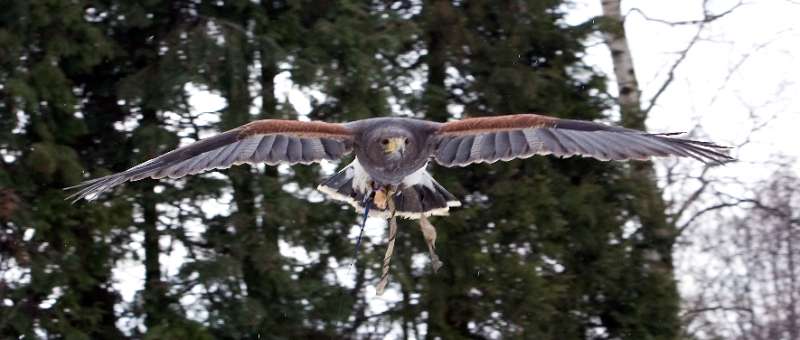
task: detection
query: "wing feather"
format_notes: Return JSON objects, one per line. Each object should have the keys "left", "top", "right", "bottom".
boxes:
{"left": 521, "top": 129, "right": 542, "bottom": 154}
{"left": 438, "top": 137, "right": 460, "bottom": 165}
{"left": 508, "top": 130, "right": 527, "bottom": 156}
{"left": 431, "top": 114, "right": 732, "bottom": 167}
{"left": 582, "top": 132, "right": 623, "bottom": 160}
{"left": 164, "top": 159, "right": 193, "bottom": 179}
{"left": 251, "top": 135, "right": 276, "bottom": 162}
{"left": 536, "top": 129, "right": 567, "bottom": 156}
{"left": 268, "top": 135, "right": 289, "bottom": 164}
{"left": 320, "top": 138, "right": 345, "bottom": 159}
{"left": 67, "top": 120, "right": 354, "bottom": 201}
{"left": 616, "top": 134, "right": 672, "bottom": 159}
{"left": 454, "top": 135, "right": 475, "bottom": 164}
{"left": 209, "top": 143, "right": 239, "bottom": 170}
{"left": 218, "top": 139, "right": 248, "bottom": 168}
{"left": 494, "top": 131, "right": 511, "bottom": 160}
{"left": 300, "top": 138, "right": 324, "bottom": 162}
{"left": 287, "top": 137, "right": 303, "bottom": 163}
{"left": 545, "top": 129, "right": 579, "bottom": 156}
{"left": 479, "top": 133, "right": 496, "bottom": 161}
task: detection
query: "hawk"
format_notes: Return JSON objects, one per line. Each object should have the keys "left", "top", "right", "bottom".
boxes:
{"left": 68, "top": 114, "right": 732, "bottom": 216}
{"left": 67, "top": 113, "right": 732, "bottom": 293}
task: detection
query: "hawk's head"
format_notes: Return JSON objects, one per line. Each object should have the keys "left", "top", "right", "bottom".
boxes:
{"left": 363, "top": 126, "right": 418, "bottom": 165}
{"left": 380, "top": 136, "right": 407, "bottom": 159}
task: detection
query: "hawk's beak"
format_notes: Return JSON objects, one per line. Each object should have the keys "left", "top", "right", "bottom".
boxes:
{"left": 383, "top": 137, "right": 406, "bottom": 156}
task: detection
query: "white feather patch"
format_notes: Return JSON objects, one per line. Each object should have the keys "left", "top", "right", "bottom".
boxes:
{"left": 350, "top": 159, "right": 372, "bottom": 194}
{"left": 401, "top": 163, "right": 434, "bottom": 189}
{"left": 316, "top": 159, "right": 460, "bottom": 220}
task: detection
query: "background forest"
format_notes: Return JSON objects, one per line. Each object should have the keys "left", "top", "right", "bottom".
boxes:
{"left": 1, "top": 0, "right": 798, "bottom": 339}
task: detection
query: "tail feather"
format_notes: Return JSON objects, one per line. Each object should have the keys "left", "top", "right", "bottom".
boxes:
{"left": 317, "top": 161, "right": 459, "bottom": 219}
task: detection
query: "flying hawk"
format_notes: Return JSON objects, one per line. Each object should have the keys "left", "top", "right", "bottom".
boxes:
{"left": 68, "top": 114, "right": 732, "bottom": 218}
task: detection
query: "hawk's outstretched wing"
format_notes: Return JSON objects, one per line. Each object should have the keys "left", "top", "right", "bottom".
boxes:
{"left": 430, "top": 114, "right": 732, "bottom": 167}
{"left": 67, "top": 120, "right": 354, "bottom": 201}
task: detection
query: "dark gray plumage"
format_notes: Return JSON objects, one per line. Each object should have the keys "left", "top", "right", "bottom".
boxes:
{"left": 67, "top": 114, "right": 733, "bottom": 218}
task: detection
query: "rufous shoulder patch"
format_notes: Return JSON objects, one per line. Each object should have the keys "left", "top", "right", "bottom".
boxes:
{"left": 436, "top": 114, "right": 558, "bottom": 135}
{"left": 238, "top": 120, "right": 353, "bottom": 139}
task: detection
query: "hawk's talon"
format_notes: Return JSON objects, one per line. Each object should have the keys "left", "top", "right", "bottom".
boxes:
{"left": 372, "top": 185, "right": 396, "bottom": 210}
{"left": 373, "top": 189, "right": 388, "bottom": 210}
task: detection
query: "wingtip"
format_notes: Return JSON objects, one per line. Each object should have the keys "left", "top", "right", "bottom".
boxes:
{"left": 63, "top": 173, "right": 127, "bottom": 203}
{"left": 659, "top": 135, "right": 735, "bottom": 165}
{"left": 64, "top": 184, "right": 96, "bottom": 204}
{"left": 651, "top": 131, "right": 687, "bottom": 136}
{"left": 709, "top": 154, "right": 737, "bottom": 166}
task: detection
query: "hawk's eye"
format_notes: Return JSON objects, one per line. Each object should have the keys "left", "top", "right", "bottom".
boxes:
{"left": 404, "top": 139, "right": 410, "bottom": 145}
{"left": 381, "top": 139, "right": 389, "bottom": 145}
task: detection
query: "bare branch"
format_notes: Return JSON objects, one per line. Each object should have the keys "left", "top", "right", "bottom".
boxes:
{"left": 670, "top": 165, "right": 711, "bottom": 224}
{"left": 708, "top": 30, "right": 794, "bottom": 107}
{"left": 626, "top": 1, "right": 745, "bottom": 27}
{"left": 636, "top": 0, "right": 746, "bottom": 113}
{"left": 681, "top": 305, "right": 754, "bottom": 318}
{"left": 678, "top": 200, "right": 746, "bottom": 234}
{"left": 643, "top": 26, "right": 702, "bottom": 114}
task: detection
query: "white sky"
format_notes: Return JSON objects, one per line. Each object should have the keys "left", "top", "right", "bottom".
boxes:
{"left": 565, "top": 1, "right": 800, "bottom": 337}
{"left": 107, "top": 0, "right": 800, "bottom": 336}
{"left": 568, "top": 0, "right": 800, "bottom": 173}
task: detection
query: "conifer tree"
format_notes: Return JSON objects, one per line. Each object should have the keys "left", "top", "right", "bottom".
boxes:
{"left": 0, "top": 0, "right": 682, "bottom": 338}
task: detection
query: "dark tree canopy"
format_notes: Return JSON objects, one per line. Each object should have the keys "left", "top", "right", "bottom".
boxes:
{"left": 0, "top": 0, "right": 680, "bottom": 338}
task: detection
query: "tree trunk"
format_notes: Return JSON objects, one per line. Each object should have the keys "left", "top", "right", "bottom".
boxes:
{"left": 142, "top": 184, "right": 166, "bottom": 330}
{"left": 423, "top": 0, "right": 452, "bottom": 122}
{"left": 601, "top": 0, "right": 680, "bottom": 338}
{"left": 601, "top": 0, "right": 644, "bottom": 130}
{"left": 223, "top": 24, "right": 287, "bottom": 332}
{"left": 72, "top": 225, "right": 126, "bottom": 339}
{"left": 140, "top": 109, "right": 171, "bottom": 331}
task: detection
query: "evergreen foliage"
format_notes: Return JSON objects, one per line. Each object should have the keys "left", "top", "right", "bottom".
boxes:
{"left": 1, "top": 0, "right": 679, "bottom": 338}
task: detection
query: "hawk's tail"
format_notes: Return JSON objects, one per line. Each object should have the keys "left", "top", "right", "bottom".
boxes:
{"left": 317, "top": 163, "right": 460, "bottom": 220}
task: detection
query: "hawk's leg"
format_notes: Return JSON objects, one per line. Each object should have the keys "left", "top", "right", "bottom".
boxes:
{"left": 419, "top": 215, "right": 443, "bottom": 273}
{"left": 376, "top": 194, "right": 398, "bottom": 296}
